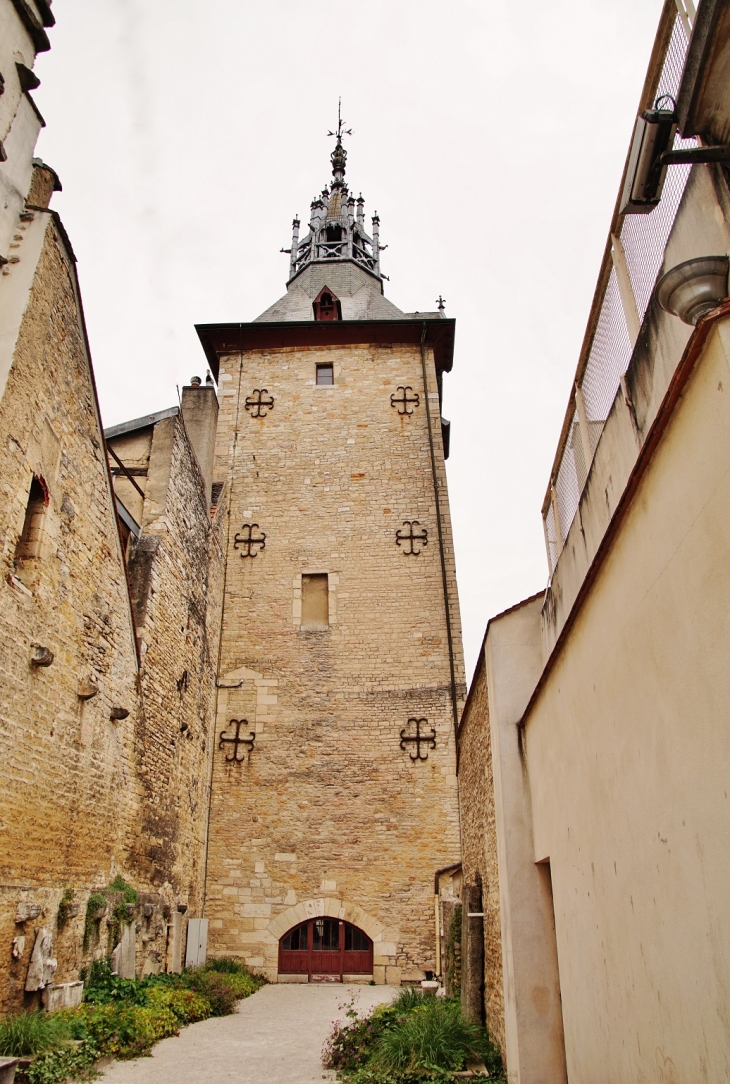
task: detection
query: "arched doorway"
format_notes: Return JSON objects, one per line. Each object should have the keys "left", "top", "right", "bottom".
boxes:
{"left": 278, "top": 918, "right": 373, "bottom": 982}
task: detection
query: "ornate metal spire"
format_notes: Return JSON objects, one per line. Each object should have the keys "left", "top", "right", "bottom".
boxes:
{"left": 283, "top": 105, "right": 384, "bottom": 284}
{"left": 327, "top": 99, "right": 352, "bottom": 187}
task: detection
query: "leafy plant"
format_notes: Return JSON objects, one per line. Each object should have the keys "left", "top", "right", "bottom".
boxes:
{"left": 445, "top": 907, "right": 462, "bottom": 999}
{"left": 107, "top": 876, "right": 138, "bottom": 906}
{"left": 179, "top": 970, "right": 237, "bottom": 1016}
{"left": 82, "top": 958, "right": 148, "bottom": 1007}
{"left": 371, "top": 997, "right": 488, "bottom": 1074}
{"left": 203, "top": 955, "right": 248, "bottom": 974}
{"left": 322, "top": 990, "right": 506, "bottom": 1083}
{"left": 145, "top": 985, "right": 211, "bottom": 1024}
{"left": 64, "top": 1002, "right": 178, "bottom": 1059}
{"left": 25, "top": 1040, "right": 99, "bottom": 1084}
{"left": 0, "top": 1012, "right": 72, "bottom": 1057}
{"left": 56, "top": 888, "right": 75, "bottom": 930}
{"left": 83, "top": 891, "right": 107, "bottom": 952}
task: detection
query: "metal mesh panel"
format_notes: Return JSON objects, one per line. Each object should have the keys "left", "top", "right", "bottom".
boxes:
{"left": 554, "top": 410, "right": 581, "bottom": 543}
{"left": 543, "top": 9, "right": 697, "bottom": 567}
{"left": 620, "top": 15, "right": 695, "bottom": 319}
{"left": 580, "top": 267, "right": 634, "bottom": 424}
{"left": 544, "top": 501, "right": 558, "bottom": 573}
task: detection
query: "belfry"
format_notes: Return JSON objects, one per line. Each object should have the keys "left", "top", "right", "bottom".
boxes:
{"left": 197, "top": 116, "right": 466, "bottom": 983}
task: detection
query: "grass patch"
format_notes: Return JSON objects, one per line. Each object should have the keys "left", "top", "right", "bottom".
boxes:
{"left": 0, "top": 1012, "right": 72, "bottom": 1057}
{"left": 322, "top": 990, "right": 505, "bottom": 1083}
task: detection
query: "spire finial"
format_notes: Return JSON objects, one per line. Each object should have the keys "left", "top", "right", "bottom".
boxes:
{"left": 327, "top": 98, "right": 352, "bottom": 186}
{"left": 327, "top": 98, "right": 352, "bottom": 145}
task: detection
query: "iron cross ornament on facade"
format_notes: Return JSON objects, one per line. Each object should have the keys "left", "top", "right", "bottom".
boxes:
{"left": 395, "top": 521, "right": 428, "bottom": 556}
{"left": 390, "top": 386, "right": 420, "bottom": 416}
{"left": 400, "top": 718, "right": 436, "bottom": 761}
{"left": 233, "top": 524, "right": 266, "bottom": 558}
{"left": 219, "top": 720, "right": 256, "bottom": 762}
{"left": 245, "top": 389, "right": 275, "bottom": 418}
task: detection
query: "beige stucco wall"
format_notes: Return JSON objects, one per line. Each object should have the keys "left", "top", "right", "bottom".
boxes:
{"left": 524, "top": 317, "right": 730, "bottom": 1083}
{"left": 205, "top": 339, "right": 464, "bottom": 982}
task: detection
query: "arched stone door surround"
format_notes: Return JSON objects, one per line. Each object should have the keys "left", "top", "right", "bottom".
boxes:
{"left": 267, "top": 896, "right": 399, "bottom": 983}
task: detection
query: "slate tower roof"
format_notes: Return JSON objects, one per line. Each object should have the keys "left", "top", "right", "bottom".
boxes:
{"left": 255, "top": 113, "right": 442, "bottom": 324}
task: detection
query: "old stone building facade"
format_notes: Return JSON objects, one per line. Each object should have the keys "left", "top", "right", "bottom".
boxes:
{"left": 0, "top": 5, "right": 465, "bottom": 1010}
{"left": 199, "top": 125, "right": 464, "bottom": 983}
{"left": 0, "top": 0, "right": 225, "bottom": 1012}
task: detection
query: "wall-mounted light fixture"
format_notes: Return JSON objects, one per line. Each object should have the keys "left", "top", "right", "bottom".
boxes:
{"left": 620, "top": 96, "right": 730, "bottom": 215}
{"left": 657, "top": 255, "right": 729, "bottom": 325}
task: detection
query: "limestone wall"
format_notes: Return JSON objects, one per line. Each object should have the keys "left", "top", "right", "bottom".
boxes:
{"left": 456, "top": 650, "right": 504, "bottom": 1051}
{"left": 205, "top": 339, "right": 464, "bottom": 982}
{"left": 0, "top": 214, "right": 142, "bottom": 1008}
{"left": 121, "top": 410, "right": 225, "bottom": 917}
{"left": 0, "top": 205, "right": 224, "bottom": 1007}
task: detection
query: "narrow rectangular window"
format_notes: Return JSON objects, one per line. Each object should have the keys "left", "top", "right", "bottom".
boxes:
{"left": 301, "top": 573, "right": 329, "bottom": 628}
{"left": 316, "top": 363, "right": 334, "bottom": 386}
{"left": 15, "top": 476, "right": 47, "bottom": 561}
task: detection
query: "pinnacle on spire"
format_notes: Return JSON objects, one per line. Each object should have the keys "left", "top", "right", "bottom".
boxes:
{"left": 327, "top": 98, "right": 352, "bottom": 187}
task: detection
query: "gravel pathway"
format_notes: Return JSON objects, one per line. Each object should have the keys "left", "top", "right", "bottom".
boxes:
{"left": 100, "top": 983, "right": 398, "bottom": 1084}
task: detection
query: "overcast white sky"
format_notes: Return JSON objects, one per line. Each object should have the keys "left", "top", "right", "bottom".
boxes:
{"left": 33, "top": 0, "right": 663, "bottom": 677}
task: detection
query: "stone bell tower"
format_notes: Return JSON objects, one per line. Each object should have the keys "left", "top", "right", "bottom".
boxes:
{"left": 197, "top": 114, "right": 465, "bottom": 984}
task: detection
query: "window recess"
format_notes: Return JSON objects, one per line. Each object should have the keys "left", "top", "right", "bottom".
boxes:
{"left": 15, "top": 476, "right": 48, "bottom": 562}
{"left": 301, "top": 573, "right": 329, "bottom": 628}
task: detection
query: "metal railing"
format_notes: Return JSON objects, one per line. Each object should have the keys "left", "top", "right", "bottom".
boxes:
{"left": 543, "top": 2, "right": 699, "bottom": 573}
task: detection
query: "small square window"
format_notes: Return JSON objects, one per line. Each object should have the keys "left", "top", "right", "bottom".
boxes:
{"left": 316, "top": 364, "right": 334, "bottom": 386}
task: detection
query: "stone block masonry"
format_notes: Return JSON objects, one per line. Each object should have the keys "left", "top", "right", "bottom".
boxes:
{"left": 205, "top": 339, "right": 465, "bottom": 982}
{"left": 0, "top": 215, "right": 142, "bottom": 1009}
{"left": 457, "top": 649, "right": 504, "bottom": 1049}
{"left": 0, "top": 202, "right": 224, "bottom": 1008}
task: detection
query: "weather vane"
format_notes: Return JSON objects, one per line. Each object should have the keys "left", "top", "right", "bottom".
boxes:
{"left": 327, "top": 98, "right": 352, "bottom": 142}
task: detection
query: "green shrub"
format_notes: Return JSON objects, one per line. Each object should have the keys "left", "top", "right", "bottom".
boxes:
{"left": 371, "top": 997, "right": 488, "bottom": 1074}
{"left": 82, "top": 958, "right": 147, "bottom": 1006}
{"left": 323, "top": 991, "right": 505, "bottom": 1082}
{"left": 180, "top": 970, "right": 237, "bottom": 1016}
{"left": 64, "top": 1001, "right": 178, "bottom": 1059}
{"left": 389, "top": 987, "right": 429, "bottom": 1015}
{"left": 83, "top": 892, "right": 107, "bottom": 951}
{"left": 107, "top": 876, "right": 138, "bottom": 906}
{"left": 0, "top": 1012, "right": 72, "bottom": 1057}
{"left": 220, "top": 971, "right": 265, "bottom": 999}
{"left": 146, "top": 985, "right": 211, "bottom": 1024}
{"left": 56, "top": 888, "right": 75, "bottom": 930}
{"left": 203, "top": 956, "right": 248, "bottom": 974}
{"left": 24, "top": 1040, "right": 99, "bottom": 1084}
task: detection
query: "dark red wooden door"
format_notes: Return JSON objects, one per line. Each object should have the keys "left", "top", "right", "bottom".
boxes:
{"left": 278, "top": 919, "right": 373, "bottom": 980}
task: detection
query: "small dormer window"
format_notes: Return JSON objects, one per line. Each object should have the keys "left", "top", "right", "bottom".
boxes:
{"left": 313, "top": 286, "right": 342, "bottom": 322}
